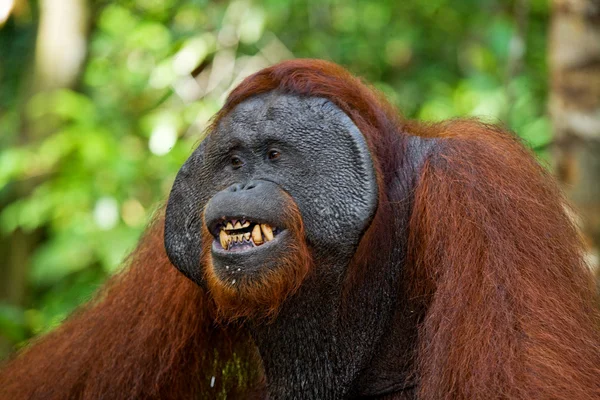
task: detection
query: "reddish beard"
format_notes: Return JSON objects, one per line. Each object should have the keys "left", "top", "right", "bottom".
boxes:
{"left": 201, "top": 200, "right": 313, "bottom": 321}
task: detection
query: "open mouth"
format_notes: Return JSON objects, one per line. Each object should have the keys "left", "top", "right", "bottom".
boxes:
{"left": 214, "top": 218, "right": 281, "bottom": 252}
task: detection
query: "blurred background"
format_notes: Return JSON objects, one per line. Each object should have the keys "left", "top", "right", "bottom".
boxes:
{"left": 0, "top": 0, "right": 599, "bottom": 358}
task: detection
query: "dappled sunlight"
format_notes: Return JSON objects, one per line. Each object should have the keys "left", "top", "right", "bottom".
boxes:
{"left": 2, "top": 0, "right": 595, "bottom": 360}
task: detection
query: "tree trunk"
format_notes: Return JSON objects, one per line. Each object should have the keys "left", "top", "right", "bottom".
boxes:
{"left": 549, "top": 0, "right": 600, "bottom": 274}
{"left": 0, "top": 0, "right": 90, "bottom": 358}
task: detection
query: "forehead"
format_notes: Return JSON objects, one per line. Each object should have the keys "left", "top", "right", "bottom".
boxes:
{"left": 210, "top": 92, "right": 364, "bottom": 150}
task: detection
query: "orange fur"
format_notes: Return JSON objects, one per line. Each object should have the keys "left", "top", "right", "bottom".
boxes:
{"left": 1, "top": 60, "right": 599, "bottom": 399}
{"left": 408, "top": 121, "right": 600, "bottom": 399}
{"left": 0, "top": 215, "right": 264, "bottom": 399}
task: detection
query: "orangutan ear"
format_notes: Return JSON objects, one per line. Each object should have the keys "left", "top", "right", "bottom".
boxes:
{"left": 164, "top": 142, "right": 211, "bottom": 285}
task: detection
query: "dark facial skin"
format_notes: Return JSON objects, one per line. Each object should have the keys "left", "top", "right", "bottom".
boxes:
{"left": 166, "top": 93, "right": 378, "bottom": 285}
{"left": 165, "top": 93, "right": 428, "bottom": 398}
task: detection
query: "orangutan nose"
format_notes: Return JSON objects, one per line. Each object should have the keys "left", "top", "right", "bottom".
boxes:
{"left": 227, "top": 181, "right": 259, "bottom": 193}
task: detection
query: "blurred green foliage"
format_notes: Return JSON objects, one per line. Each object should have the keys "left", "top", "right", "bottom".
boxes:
{"left": 0, "top": 0, "right": 551, "bottom": 355}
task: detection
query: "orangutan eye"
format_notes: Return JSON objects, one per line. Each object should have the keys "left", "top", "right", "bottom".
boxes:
{"left": 230, "top": 156, "right": 243, "bottom": 169}
{"left": 267, "top": 149, "right": 281, "bottom": 161}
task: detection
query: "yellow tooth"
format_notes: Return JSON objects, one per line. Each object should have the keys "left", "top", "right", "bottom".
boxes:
{"left": 244, "top": 232, "right": 250, "bottom": 241}
{"left": 219, "top": 230, "right": 228, "bottom": 250}
{"left": 226, "top": 222, "right": 233, "bottom": 230}
{"left": 238, "top": 234, "right": 244, "bottom": 242}
{"left": 234, "top": 221, "right": 242, "bottom": 230}
{"left": 242, "top": 221, "right": 250, "bottom": 228}
{"left": 261, "top": 224, "right": 274, "bottom": 241}
{"left": 252, "top": 224, "right": 263, "bottom": 244}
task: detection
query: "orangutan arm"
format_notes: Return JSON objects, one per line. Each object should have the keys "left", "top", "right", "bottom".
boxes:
{"left": 408, "top": 121, "right": 600, "bottom": 399}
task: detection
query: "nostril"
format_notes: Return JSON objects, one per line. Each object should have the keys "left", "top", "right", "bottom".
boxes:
{"left": 228, "top": 183, "right": 244, "bottom": 192}
{"left": 227, "top": 181, "right": 260, "bottom": 192}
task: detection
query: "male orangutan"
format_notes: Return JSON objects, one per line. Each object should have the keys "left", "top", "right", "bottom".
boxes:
{"left": 1, "top": 59, "right": 599, "bottom": 399}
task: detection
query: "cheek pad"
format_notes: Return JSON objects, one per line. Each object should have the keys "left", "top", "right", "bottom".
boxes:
{"left": 164, "top": 143, "right": 211, "bottom": 284}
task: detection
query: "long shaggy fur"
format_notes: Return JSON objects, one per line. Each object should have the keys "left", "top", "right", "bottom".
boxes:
{"left": 0, "top": 215, "right": 264, "bottom": 399}
{"left": 407, "top": 121, "right": 600, "bottom": 399}
{"left": 1, "top": 60, "right": 599, "bottom": 399}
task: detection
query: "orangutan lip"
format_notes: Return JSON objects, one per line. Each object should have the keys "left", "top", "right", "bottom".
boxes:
{"left": 212, "top": 218, "right": 281, "bottom": 252}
